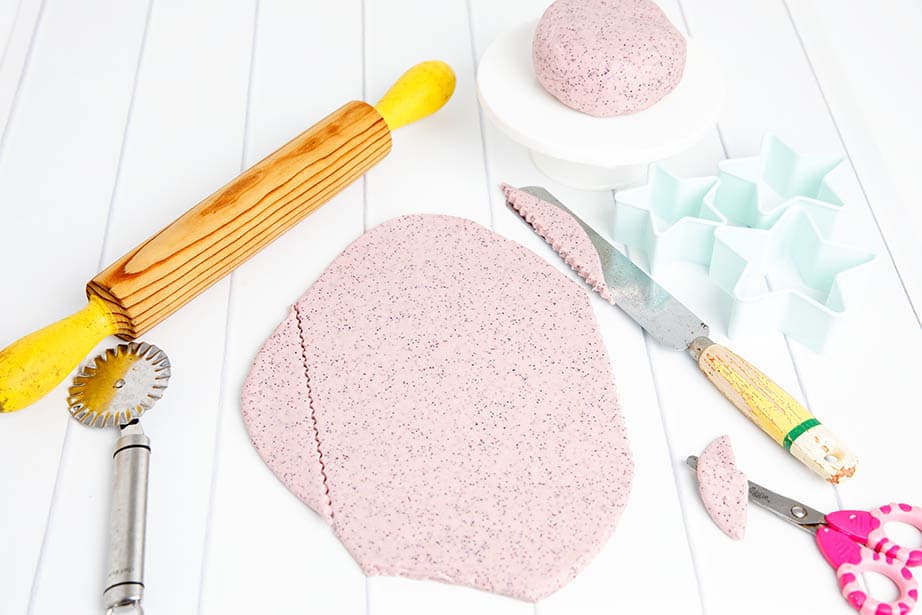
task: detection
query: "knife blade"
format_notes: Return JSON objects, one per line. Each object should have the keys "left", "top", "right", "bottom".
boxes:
{"left": 506, "top": 184, "right": 857, "bottom": 483}
{"left": 518, "top": 186, "right": 708, "bottom": 351}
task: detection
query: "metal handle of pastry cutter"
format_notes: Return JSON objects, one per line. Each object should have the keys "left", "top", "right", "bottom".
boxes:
{"left": 104, "top": 420, "right": 150, "bottom": 615}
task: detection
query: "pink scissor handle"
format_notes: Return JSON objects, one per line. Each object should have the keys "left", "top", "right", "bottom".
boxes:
{"left": 817, "top": 526, "right": 918, "bottom": 615}
{"left": 826, "top": 504, "right": 922, "bottom": 567}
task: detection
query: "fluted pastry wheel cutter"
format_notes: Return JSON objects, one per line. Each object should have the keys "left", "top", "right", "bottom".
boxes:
{"left": 67, "top": 342, "right": 170, "bottom": 614}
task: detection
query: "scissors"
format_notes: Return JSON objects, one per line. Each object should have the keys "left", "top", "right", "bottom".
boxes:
{"left": 687, "top": 456, "right": 922, "bottom": 615}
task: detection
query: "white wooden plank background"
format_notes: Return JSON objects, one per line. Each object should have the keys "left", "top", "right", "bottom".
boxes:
{"left": 1, "top": 1, "right": 920, "bottom": 614}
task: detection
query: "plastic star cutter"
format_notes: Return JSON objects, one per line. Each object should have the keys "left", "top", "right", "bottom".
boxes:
{"left": 612, "top": 164, "right": 722, "bottom": 275}
{"left": 709, "top": 207, "right": 875, "bottom": 352}
{"left": 714, "top": 133, "right": 844, "bottom": 231}
{"left": 67, "top": 342, "right": 170, "bottom": 615}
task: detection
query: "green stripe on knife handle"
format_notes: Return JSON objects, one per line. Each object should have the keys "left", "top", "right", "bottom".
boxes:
{"left": 692, "top": 338, "right": 856, "bottom": 483}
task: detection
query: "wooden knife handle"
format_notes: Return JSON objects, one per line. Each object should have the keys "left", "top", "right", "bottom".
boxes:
{"left": 88, "top": 101, "right": 391, "bottom": 337}
{"left": 690, "top": 337, "right": 857, "bottom": 483}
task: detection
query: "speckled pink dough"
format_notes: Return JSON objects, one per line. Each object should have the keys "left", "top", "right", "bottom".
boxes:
{"left": 242, "top": 214, "right": 633, "bottom": 601}
{"left": 532, "top": 0, "right": 686, "bottom": 117}
{"left": 697, "top": 436, "right": 747, "bottom": 540}
{"left": 242, "top": 310, "right": 332, "bottom": 520}
{"left": 502, "top": 184, "right": 613, "bottom": 303}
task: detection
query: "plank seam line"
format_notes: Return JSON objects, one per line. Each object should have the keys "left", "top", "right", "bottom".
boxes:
{"left": 0, "top": 0, "right": 45, "bottom": 168}
{"left": 24, "top": 0, "right": 152, "bottom": 612}
{"left": 677, "top": 0, "right": 810, "bottom": 424}
{"left": 0, "top": 0, "right": 25, "bottom": 74}
{"left": 782, "top": 0, "right": 920, "bottom": 328}
{"left": 465, "top": 0, "right": 494, "bottom": 232}
{"left": 361, "top": 0, "right": 368, "bottom": 235}
{"left": 677, "top": 0, "right": 840, "bottom": 513}
{"left": 655, "top": 7, "right": 711, "bottom": 612}
{"left": 630, "top": 242, "right": 707, "bottom": 615}
{"left": 778, "top": 0, "right": 899, "bottom": 509}
{"left": 713, "top": 124, "right": 729, "bottom": 163}
{"left": 25, "top": 423, "right": 73, "bottom": 615}
{"left": 466, "top": 1, "right": 531, "bottom": 608}
{"left": 775, "top": 287, "right": 842, "bottom": 508}
{"left": 365, "top": 576, "right": 372, "bottom": 615}
{"left": 94, "top": 0, "right": 155, "bottom": 278}
{"left": 360, "top": 4, "right": 372, "bottom": 612}
{"left": 708, "top": 103, "right": 841, "bottom": 515}
{"left": 196, "top": 1, "right": 261, "bottom": 612}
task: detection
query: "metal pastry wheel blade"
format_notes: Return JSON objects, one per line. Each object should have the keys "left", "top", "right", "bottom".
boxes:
{"left": 67, "top": 342, "right": 170, "bottom": 615}
{"left": 67, "top": 342, "right": 170, "bottom": 428}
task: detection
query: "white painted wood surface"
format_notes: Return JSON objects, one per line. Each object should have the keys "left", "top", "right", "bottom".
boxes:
{"left": 1, "top": 1, "right": 919, "bottom": 614}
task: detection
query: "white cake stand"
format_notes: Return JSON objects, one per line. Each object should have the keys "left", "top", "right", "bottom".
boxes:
{"left": 477, "top": 20, "right": 725, "bottom": 190}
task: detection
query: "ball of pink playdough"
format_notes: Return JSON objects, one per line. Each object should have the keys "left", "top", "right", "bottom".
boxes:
{"left": 532, "top": 0, "right": 687, "bottom": 117}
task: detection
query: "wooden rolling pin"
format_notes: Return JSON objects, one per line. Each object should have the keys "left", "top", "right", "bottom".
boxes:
{"left": 0, "top": 60, "right": 456, "bottom": 412}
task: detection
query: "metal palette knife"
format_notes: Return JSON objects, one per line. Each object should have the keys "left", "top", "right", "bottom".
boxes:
{"left": 507, "top": 186, "right": 856, "bottom": 483}
{"left": 67, "top": 342, "right": 170, "bottom": 614}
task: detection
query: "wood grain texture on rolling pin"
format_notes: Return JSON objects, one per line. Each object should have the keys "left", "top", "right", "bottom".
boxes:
{"left": 87, "top": 101, "right": 391, "bottom": 338}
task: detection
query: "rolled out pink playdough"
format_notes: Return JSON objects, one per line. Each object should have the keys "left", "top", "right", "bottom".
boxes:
{"left": 532, "top": 0, "right": 687, "bottom": 117}
{"left": 242, "top": 214, "right": 634, "bottom": 601}
{"left": 697, "top": 436, "right": 747, "bottom": 540}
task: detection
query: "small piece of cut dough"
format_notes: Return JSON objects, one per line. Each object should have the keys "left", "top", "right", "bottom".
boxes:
{"left": 242, "top": 214, "right": 634, "bottom": 601}
{"left": 532, "top": 0, "right": 687, "bottom": 117}
{"left": 502, "top": 184, "right": 613, "bottom": 303}
{"left": 697, "top": 435, "right": 747, "bottom": 540}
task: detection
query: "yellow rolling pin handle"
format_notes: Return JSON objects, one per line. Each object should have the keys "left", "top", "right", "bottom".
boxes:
{"left": 0, "top": 296, "right": 117, "bottom": 412}
{"left": 375, "top": 60, "right": 456, "bottom": 130}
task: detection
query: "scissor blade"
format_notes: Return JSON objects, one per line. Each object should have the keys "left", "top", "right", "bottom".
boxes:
{"left": 686, "top": 456, "right": 826, "bottom": 533}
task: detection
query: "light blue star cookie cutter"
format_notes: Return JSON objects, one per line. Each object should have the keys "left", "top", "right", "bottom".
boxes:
{"left": 709, "top": 207, "right": 874, "bottom": 353}
{"left": 612, "top": 164, "right": 723, "bottom": 276}
{"left": 714, "top": 133, "right": 844, "bottom": 232}
{"left": 609, "top": 133, "right": 874, "bottom": 352}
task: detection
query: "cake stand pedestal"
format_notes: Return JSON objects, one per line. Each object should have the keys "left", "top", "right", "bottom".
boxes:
{"left": 477, "top": 20, "right": 725, "bottom": 190}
